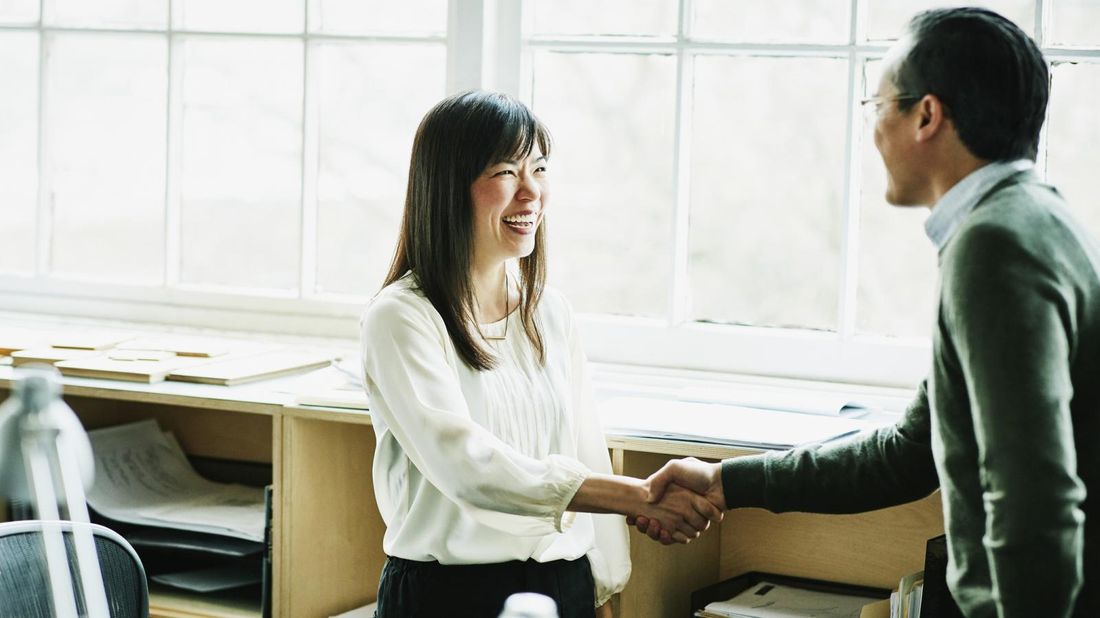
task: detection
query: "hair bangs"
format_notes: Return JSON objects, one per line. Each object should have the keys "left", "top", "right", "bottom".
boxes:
{"left": 489, "top": 103, "right": 552, "bottom": 166}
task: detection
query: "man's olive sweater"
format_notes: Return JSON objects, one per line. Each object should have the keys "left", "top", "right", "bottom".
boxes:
{"left": 722, "top": 172, "right": 1100, "bottom": 617}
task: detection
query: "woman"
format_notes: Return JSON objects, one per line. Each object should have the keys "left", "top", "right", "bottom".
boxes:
{"left": 361, "top": 91, "right": 720, "bottom": 618}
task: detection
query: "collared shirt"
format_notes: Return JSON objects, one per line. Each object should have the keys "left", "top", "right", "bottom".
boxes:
{"left": 924, "top": 158, "right": 1034, "bottom": 251}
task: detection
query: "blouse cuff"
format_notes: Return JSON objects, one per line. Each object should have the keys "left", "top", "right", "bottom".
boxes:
{"left": 548, "top": 454, "right": 590, "bottom": 533}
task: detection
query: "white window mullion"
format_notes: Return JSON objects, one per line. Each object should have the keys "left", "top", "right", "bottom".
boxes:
{"left": 299, "top": 35, "right": 319, "bottom": 299}
{"left": 34, "top": 19, "right": 52, "bottom": 277}
{"left": 164, "top": 5, "right": 182, "bottom": 287}
{"left": 489, "top": 0, "right": 523, "bottom": 96}
{"left": 447, "top": 0, "right": 488, "bottom": 93}
{"left": 668, "top": 0, "right": 694, "bottom": 326}
{"left": 837, "top": 0, "right": 863, "bottom": 338}
{"left": 1034, "top": 0, "right": 1051, "bottom": 180}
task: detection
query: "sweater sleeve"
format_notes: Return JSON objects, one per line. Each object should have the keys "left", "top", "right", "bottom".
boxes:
{"left": 721, "top": 381, "right": 938, "bottom": 513}
{"left": 943, "top": 222, "right": 1085, "bottom": 618}
{"left": 561, "top": 298, "right": 631, "bottom": 607}
{"left": 361, "top": 293, "right": 589, "bottom": 536}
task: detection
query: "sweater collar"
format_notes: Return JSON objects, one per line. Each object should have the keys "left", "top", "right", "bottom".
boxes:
{"left": 924, "top": 159, "right": 1034, "bottom": 251}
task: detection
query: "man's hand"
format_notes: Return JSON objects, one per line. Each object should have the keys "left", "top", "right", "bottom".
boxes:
{"left": 631, "top": 481, "right": 723, "bottom": 544}
{"left": 629, "top": 458, "right": 726, "bottom": 544}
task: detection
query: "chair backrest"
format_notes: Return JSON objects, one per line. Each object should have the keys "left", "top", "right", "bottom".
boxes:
{"left": 0, "top": 520, "right": 149, "bottom": 618}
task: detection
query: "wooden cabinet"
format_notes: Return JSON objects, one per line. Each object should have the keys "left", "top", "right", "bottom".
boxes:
{"left": 0, "top": 371, "right": 944, "bottom": 617}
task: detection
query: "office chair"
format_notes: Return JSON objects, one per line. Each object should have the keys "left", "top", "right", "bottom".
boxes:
{"left": 0, "top": 520, "right": 149, "bottom": 618}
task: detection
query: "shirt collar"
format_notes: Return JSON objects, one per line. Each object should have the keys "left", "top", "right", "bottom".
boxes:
{"left": 924, "top": 159, "right": 1034, "bottom": 251}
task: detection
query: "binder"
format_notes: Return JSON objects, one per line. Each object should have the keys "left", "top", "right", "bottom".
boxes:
{"left": 919, "top": 535, "right": 963, "bottom": 618}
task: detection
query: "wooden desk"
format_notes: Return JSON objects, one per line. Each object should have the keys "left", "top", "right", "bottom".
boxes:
{"left": 0, "top": 369, "right": 943, "bottom": 618}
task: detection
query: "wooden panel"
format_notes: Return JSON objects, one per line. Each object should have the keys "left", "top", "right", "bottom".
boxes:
{"left": 69, "top": 396, "right": 273, "bottom": 463}
{"left": 719, "top": 493, "right": 945, "bottom": 589}
{"left": 279, "top": 417, "right": 384, "bottom": 618}
{"left": 619, "top": 452, "right": 722, "bottom": 618}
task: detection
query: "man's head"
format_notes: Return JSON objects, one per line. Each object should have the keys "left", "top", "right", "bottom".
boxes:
{"left": 872, "top": 8, "right": 1049, "bottom": 206}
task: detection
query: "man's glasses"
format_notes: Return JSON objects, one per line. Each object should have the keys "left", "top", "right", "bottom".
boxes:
{"left": 860, "top": 94, "right": 922, "bottom": 118}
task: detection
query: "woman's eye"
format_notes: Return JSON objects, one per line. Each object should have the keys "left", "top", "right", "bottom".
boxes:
{"left": 494, "top": 169, "right": 516, "bottom": 177}
{"left": 535, "top": 166, "right": 548, "bottom": 173}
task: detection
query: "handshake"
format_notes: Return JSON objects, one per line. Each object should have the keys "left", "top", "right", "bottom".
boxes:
{"left": 628, "top": 457, "right": 726, "bottom": 545}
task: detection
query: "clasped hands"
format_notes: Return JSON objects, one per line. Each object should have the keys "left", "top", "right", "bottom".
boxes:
{"left": 629, "top": 457, "right": 726, "bottom": 545}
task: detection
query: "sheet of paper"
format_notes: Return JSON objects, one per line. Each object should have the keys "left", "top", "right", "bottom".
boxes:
{"left": 151, "top": 564, "right": 262, "bottom": 593}
{"left": 279, "top": 365, "right": 369, "bottom": 409}
{"left": 679, "top": 386, "right": 871, "bottom": 416}
{"left": 601, "top": 397, "right": 882, "bottom": 449}
{"left": 86, "top": 419, "right": 265, "bottom": 541}
{"left": 705, "top": 581, "right": 880, "bottom": 618}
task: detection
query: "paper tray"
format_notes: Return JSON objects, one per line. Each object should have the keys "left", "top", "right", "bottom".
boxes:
{"left": 691, "top": 571, "right": 889, "bottom": 618}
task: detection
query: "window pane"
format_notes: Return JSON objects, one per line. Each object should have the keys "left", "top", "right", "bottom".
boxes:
{"left": 47, "top": 0, "right": 167, "bottom": 29}
{"left": 690, "top": 56, "right": 846, "bottom": 330}
{"left": 528, "top": 0, "right": 677, "bottom": 37}
{"left": 174, "top": 0, "right": 303, "bottom": 34}
{"left": 314, "top": 42, "right": 446, "bottom": 296}
{"left": 310, "top": 0, "right": 446, "bottom": 35}
{"left": 179, "top": 38, "right": 303, "bottom": 290}
{"left": 1046, "top": 62, "right": 1100, "bottom": 240}
{"left": 865, "top": 0, "right": 1034, "bottom": 41}
{"left": 0, "top": 0, "right": 38, "bottom": 23}
{"left": 856, "top": 60, "right": 937, "bottom": 338}
{"left": 47, "top": 33, "right": 167, "bottom": 282}
{"left": 692, "top": 0, "right": 849, "bottom": 43}
{"left": 1049, "top": 0, "right": 1100, "bottom": 47}
{"left": 0, "top": 32, "right": 37, "bottom": 274}
{"left": 532, "top": 52, "right": 675, "bottom": 318}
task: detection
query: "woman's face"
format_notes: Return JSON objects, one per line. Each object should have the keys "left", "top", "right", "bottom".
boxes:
{"left": 469, "top": 147, "right": 549, "bottom": 266}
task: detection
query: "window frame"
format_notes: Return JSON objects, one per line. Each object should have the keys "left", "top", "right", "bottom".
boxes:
{"left": 0, "top": 0, "right": 1097, "bottom": 388}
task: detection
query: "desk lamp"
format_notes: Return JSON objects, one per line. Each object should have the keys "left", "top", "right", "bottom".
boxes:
{"left": 0, "top": 366, "right": 110, "bottom": 617}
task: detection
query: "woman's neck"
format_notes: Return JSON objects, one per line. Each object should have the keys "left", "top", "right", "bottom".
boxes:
{"left": 470, "top": 261, "right": 509, "bottom": 324}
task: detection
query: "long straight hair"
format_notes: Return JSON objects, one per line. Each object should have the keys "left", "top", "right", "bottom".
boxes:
{"left": 383, "top": 91, "right": 551, "bottom": 371}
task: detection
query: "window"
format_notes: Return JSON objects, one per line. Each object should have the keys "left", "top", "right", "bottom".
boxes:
{"left": 0, "top": 0, "right": 448, "bottom": 323}
{"left": 1, "top": 0, "right": 1098, "bottom": 387}
{"left": 521, "top": 0, "right": 1100, "bottom": 385}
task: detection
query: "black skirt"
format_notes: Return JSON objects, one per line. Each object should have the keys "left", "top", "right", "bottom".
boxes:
{"left": 375, "top": 555, "right": 597, "bottom": 618}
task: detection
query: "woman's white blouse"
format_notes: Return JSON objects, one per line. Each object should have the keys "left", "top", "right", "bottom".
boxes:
{"left": 359, "top": 276, "right": 631, "bottom": 605}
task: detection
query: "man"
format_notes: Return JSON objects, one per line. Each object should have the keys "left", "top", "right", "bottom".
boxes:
{"left": 636, "top": 8, "right": 1100, "bottom": 617}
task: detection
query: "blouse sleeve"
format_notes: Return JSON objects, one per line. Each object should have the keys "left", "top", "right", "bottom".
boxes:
{"left": 560, "top": 295, "right": 632, "bottom": 606}
{"left": 361, "top": 292, "right": 590, "bottom": 536}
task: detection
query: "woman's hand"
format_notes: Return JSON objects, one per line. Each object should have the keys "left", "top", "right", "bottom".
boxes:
{"left": 634, "top": 480, "right": 723, "bottom": 544}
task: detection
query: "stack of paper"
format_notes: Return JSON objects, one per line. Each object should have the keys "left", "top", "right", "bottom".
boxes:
{"left": 56, "top": 353, "right": 209, "bottom": 383}
{"left": 698, "top": 581, "right": 880, "bottom": 618}
{"left": 86, "top": 419, "right": 265, "bottom": 541}
{"left": 167, "top": 350, "right": 336, "bottom": 386}
{"left": 11, "top": 347, "right": 102, "bottom": 367}
{"left": 115, "top": 335, "right": 235, "bottom": 358}
{"left": 601, "top": 397, "right": 880, "bottom": 450}
{"left": 282, "top": 361, "right": 368, "bottom": 410}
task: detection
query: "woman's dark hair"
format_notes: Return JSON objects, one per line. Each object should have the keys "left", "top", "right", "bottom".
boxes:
{"left": 893, "top": 7, "right": 1048, "bottom": 161}
{"left": 383, "top": 91, "right": 552, "bottom": 371}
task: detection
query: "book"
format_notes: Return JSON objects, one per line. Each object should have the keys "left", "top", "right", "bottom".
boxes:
{"left": 48, "top": 331, "right": 134, "bottom": 350}
{"left": 0, "top": 328, "right": 49, "bottom": 356}
{"left": 167, "top": 350, "right": 336, "bottom": 386}
{"left": 11, "top": 347, "right": 103, "bottom": 366}
{"left": 291, "top": 386, "right": 369, "bottom": 410}
{"left": 115, "top": 336, "right": 236, "bottom": 358}
{"left": 56, "top": 354, "right": 206, "bottom": 383}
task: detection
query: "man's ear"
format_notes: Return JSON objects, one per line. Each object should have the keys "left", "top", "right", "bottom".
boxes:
{"left": 914, "top": 94, "right": 947, "bottom": 143}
